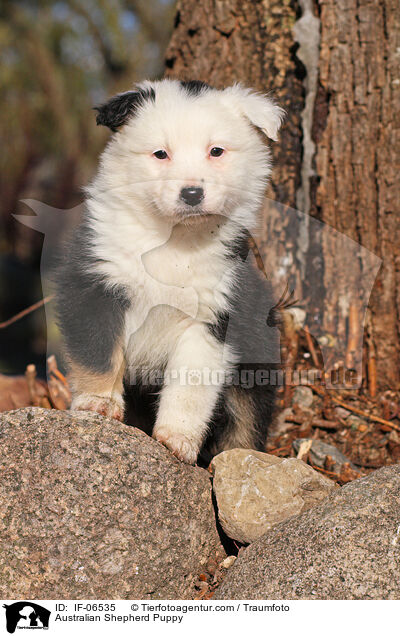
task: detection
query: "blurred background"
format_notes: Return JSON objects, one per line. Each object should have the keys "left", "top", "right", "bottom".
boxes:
{"left": 0, "top": 0, "right": 175, "bottom": 375}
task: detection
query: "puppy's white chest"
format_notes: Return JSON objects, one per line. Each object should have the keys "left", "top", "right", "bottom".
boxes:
{"left": 135, "top": 229, "right": 232, "bottom": 319}
{"left": 123, "top": 234, "right": 234, "bottom": 368}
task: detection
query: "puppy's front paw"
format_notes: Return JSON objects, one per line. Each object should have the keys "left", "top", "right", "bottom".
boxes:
{"left": 70, "top": 394, "right": 124, "bottom": 421}
{"left": 154, "top": 428, "right": 199, "bottom": 464}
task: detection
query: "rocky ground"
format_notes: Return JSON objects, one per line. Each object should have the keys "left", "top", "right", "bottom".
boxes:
{"left": 0, "top": 408, "right": 224, "bottom": 599}
{"left": 1, "top": 352, "right": 400, "bottom": 599}
{"left": 0, "top": 405, "right": 399, "bottom": 600}
{"left": 215, "top": 465, "right": 400, "bottom": 600}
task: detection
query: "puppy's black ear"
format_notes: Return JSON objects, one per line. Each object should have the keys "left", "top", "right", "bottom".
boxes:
{"left": 94, "top": 88, "right": 155, "bottom": 132}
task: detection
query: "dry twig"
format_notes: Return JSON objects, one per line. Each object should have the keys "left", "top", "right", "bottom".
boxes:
{"left": 47, "top": 355, "right": 72, "bottom": 410}
{"left": 309, "top": 384, "right": 400, "bottom": 433}
{"left": 25, "top": 364, "right": 41, "bottom": 406}
{"left": 304, "top": 326, "right": 320, "bottom": 368}
{"left": 0, "top": 295, "right": 53, "bottom": 329}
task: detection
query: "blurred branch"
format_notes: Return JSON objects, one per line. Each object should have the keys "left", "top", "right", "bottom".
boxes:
{"left": 0, "top": 296, "right": 53, "bottom": 330}
{"left": 127, "top": 0, "right": 172, "bottom": 45}
{"left": 97, "top": 0, "right": 130, "bottom": 68}
{"left": 68, "top": 0, "right": 127, "bottom": 75}
{"left": 9, "top": 4, "right": 81, "bottom": 162}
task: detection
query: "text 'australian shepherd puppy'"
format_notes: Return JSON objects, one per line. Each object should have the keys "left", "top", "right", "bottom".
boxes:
{"left": 56, "top": 79, "right": 285, "bottom": 465}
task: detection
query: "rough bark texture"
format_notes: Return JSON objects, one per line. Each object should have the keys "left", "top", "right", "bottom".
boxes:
{"left": 0, "top": 408, "right": 224, "bottom": 599}
{"left": 312, "top": 0, "right": 400, "bottom": 389}
{"left": 164, "top": 0, "right": 400, "bottom": 390}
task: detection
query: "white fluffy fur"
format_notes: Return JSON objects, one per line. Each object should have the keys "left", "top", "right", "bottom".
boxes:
{"left": 76, "top": 79, "right": 283, "bottom": 462}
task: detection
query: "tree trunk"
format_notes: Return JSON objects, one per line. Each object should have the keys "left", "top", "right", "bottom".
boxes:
{"left": 312, "top": 0, "right": 400, "bottom": 390}
{"left": 164, "top": 0, "right": 400, "bottom": 391}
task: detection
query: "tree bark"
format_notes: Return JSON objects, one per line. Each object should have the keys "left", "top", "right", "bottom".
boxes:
{"left": 164, "top": 0, "right": 400, "bottom": 391}
{"left": 311, "top": 0, "right": 400, "bottom": 389}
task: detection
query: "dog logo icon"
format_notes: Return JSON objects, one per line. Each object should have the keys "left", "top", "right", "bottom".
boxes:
{"left": 3, "top": 602, "right": 50, "bottom": 633}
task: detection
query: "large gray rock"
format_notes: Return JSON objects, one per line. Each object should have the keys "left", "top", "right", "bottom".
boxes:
{"left": 0, "top": 408, "right": 224, "bottom": 599}
{"left": 211, "top": 449, "right": 336, "bottom": 544}
{"left": 215, "top": 466, "right": 400, "bottom": 599}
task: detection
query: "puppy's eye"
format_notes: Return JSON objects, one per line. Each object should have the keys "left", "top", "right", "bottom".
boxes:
{"left": 209, "top": 147, "right": 225, "bottom": 158}
{"left": 153, "top": 149, "right": 169, "bottom": 160}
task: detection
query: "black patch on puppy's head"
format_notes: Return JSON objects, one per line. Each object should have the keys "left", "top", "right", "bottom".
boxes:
{"left": 94, "top": 87, "right": 155, "bottom": 132}
{"left": 180, "top": 80, "right": 211, "bottom": 96}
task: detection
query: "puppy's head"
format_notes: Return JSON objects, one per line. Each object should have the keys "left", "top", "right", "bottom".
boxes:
{"left": 94, "top": 79, "right": 284, "bottom": 228}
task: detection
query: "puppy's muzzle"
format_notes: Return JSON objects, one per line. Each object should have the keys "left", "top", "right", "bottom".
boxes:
{"left": 180, "top": 186, "right": 204, "bottom": 207}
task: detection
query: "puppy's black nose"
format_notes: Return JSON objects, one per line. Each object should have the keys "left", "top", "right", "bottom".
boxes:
{"left": 180, "top": 186, "right": 204, "bottom": 207}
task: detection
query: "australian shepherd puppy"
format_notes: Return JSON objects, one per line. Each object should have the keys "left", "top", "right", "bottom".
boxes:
{"left": 56, "top": 79, "right": 284, "bottom": 464}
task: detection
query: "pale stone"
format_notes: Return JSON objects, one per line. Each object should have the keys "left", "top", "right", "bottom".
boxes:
{"left": 211, "top": 448, "right": 336, "bottom": 544}
{"left": 292, "top": 385, "right": 314, "bottom": 408}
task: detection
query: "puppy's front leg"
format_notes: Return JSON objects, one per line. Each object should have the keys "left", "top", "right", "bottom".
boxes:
{"left": 56, "top": 242, "right": 130, "bottom": 422}
{"left": 153, "top": 324, "right": 228, "bottom": 464}
{"left": 69, "top": 347, "right": 126, "bottom": 421}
